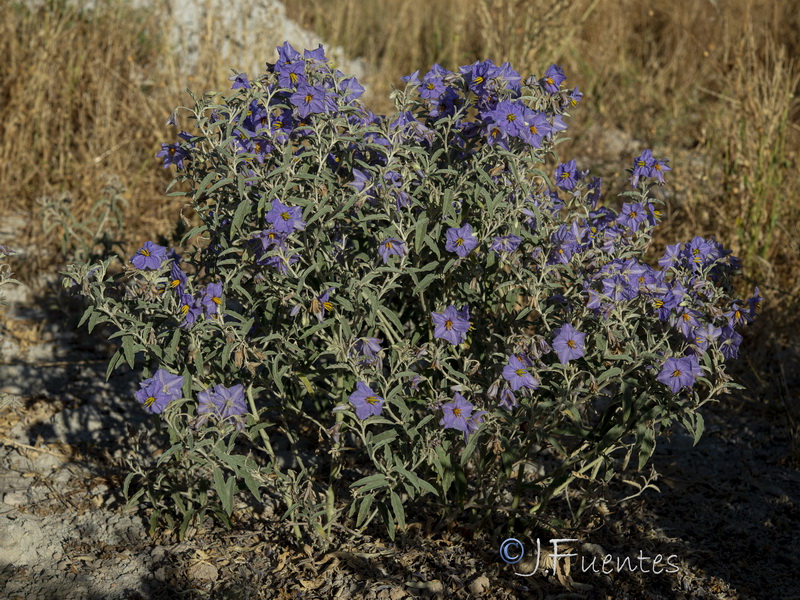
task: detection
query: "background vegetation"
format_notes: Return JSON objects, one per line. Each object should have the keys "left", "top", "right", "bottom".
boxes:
{"left": 1, "top": 0, "right": 797, "bottom": 428}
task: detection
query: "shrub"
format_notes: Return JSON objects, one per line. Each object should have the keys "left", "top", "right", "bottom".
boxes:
{"left": 67, "top": 42, "right": 759, "bottom": 544}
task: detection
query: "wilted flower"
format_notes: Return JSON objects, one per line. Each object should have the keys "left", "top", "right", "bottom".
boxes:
{"left": 229, "top": 72, "right": 251, "bottom": 90}
{"left": 499, "top": 389, "right": 517, "bottom": 411}
{"left": 490, "top": 235, "right": 522, "bottom": 254}
{"left": 197, "top": 384, "right": 248, "bottom": 430}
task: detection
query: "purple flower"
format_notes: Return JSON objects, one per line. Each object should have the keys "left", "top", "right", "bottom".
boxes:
{"left": 440, "top": 393, "right": 483, "bottom": 442}
{"left": 354, "top": 337, "right": 383, "bottom": 359}
{"left": 485, "top": 121, "right": 510, "bottom": 149}
{"left": 520, "top": 110, "right": 551, "bottom": 148}
{"left": 276, "top": 41, "right": 302, "bottom": 64}
{"left": 630, "top": 149, "right": 671, "bottom": 188}
{"left": 135, "top": 380, "right": 172, "bottom": 415}
{"left": 564, "top": 86, "right": 583, "bottom": 108}
{"left": 168, "top": 262, "right": 187, "bottom": 294}
{"left": 131, "top": 241, "right": 167, "bottom": 270}
{"left": 657, "top": 355, "right": 702, "bottom": 394}
{"left": 552, "top": 323, "right": 586, "bottom": 364}
{"left": 178, "top": 293, "right": 201, "bottom": 329}
{"left": 460, "top": 59, "right": 499, "bottom": 96}
{"left": 135, "top": 369, "right": 184, "bottom": 415}
{"left": 440, "top": 392, "right": 472, "bottom": 433}
{"left": 266, "top": 199, "right": 305, "bottom": 233}
{"left": 349, "top": 382, "right": 384, "bottom": 420}
{"left": 431, "top": 305, "right": 471, "bottom": 345}
{"left": 659, "top": 243, "right": 682, "bottom": 269}
{"left": 289, "top": 83, "right": 326, "bottom": 118}
{"left": 490, "top": 235, "right": 522, "bottom": 254}
{"left": 554, "top": 160, "right": 579, "bottom": 190}
{"left": 631, "top": 149, "right": 655, "bottom": 188}
{"left": 675, "top": 308, "right": 702, "bottom": 339}
{"left": 419, "top": 66, "right": 447, "bottom": 100}
{"left": 337, "top": 76, "right": 365, "bottom": 103}
{"left": 254, "top": 229, "right": 288, "bottom": 251}
{"left": 694, "top": 323, "right": 722, "bottom": 352}
{"left": 156, "top": 143, "right": 189, "bottom": 170}
{"left": 197, "top": 384, "right": 248, "bottom": 430}
{"left": 201, "top": 282, "right": 223, "bottom": 317}
{"left": 277, "top": 61, "right": 306, "bottom": 88}
{"left": 378, "top": 238, "right": 407, "bottom": 264}
{"left": 617, "top": 202, "right": 648, "bottom": 231}
{"left": 502, "top": 355, "right": 539, "bottom": 391}
{"left": 229, "top": 72, "right": 251, "bottom": 90}
{"left": 314, "top": 288, "right": 334, "bottom": 322}
{"left": 445, "top": 223, "right": 479, "bottom": 257}
{"left": 540, "top": 64, "right": 566, "bottom": 94}
{"left": 485, "top": 100, "right": 526, "bottom": 137}
{"left": 652, "top": 155, "right": 672, "bottom": 183}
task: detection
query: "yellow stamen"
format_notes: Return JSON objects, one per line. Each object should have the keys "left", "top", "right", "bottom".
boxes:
{"left": 144, "top": 396, "right": 156, "bottom": 408}
{"left": 453, "top": 408, "right": 462, "bottom": 417}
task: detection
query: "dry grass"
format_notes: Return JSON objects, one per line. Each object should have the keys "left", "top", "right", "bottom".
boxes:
{"left": 287, "top": 0, "right": 800, "bottom": 279}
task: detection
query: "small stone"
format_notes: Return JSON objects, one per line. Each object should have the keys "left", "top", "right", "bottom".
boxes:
{"left": 150, "top": 545, "right": 168, "bottom": 562}
{"left": 3, "top": 492, "right": 26, "bottom": 506}
{"left": 390, "top": 587, "right": 406, "bottom": 600}
{"left": 469, "top": 575, "right": 491, "bottom": 596}
{"left": 187, "top": 561, "right": 218, "bottom": 583}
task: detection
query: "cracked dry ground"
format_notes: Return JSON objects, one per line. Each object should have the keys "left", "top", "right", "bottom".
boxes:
{"left": 1, "top": 294, "right": 799, "bottom": 599}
